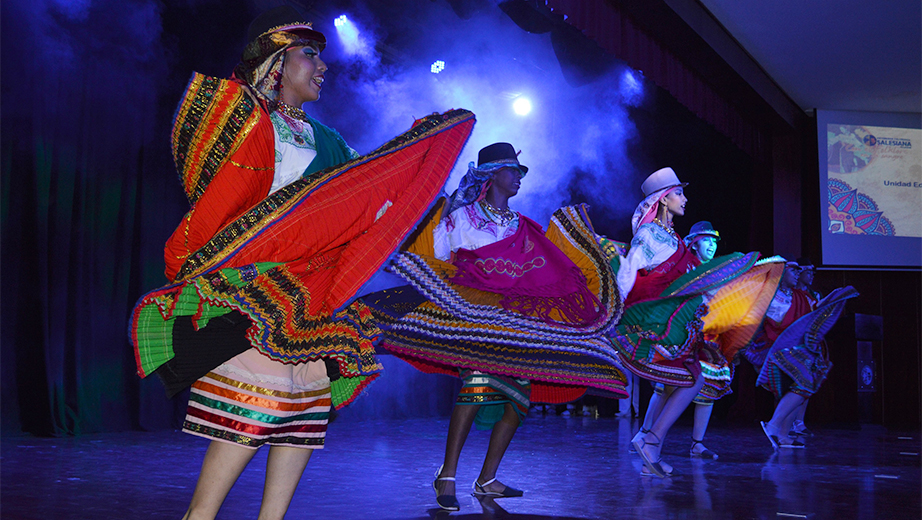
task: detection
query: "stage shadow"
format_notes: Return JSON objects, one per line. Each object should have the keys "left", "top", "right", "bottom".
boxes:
{"left": 416, "top": 494, "right": 597, "bottom": 520}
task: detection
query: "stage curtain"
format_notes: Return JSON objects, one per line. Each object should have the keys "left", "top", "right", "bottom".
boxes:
{"left": 1, "top": 0, "right": 190, "bottom": 435}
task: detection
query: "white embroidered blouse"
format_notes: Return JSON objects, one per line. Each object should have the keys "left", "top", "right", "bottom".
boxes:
{"left": 268, "top": 111, "right": 358, "bottom": 195}
{"left": 433, "top": 202, "right": 520, "bottom": 261}
{"left": 615, "top": 222, "right": 680, "bottom": 299}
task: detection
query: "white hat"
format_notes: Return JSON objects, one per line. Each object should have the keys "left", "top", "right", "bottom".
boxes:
{"left": 641, "top": 167, "right": 687, "bottom": 197}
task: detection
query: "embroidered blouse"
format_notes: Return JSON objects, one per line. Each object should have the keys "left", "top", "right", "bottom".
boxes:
{"left": 615, "top": 222, "right": 680, "bottom": 299}
{"left": 434, "top": 202, "right": 520, "bottom": 261}
{"left": 269, "top": 110, "right": 358, "bottom": 195}
{"left": 765, "top": 289, "right": 794, "bottom": 323}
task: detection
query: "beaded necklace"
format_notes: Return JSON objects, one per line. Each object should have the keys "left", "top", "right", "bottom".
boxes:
{"left": 479, "top": 199, "right": 517, "bottom": 226}
{"left": 652, "top": 217, "right": 678, "bottom": 240}
{"left": 275, "top": 102, "right": 309, "bottom": 122}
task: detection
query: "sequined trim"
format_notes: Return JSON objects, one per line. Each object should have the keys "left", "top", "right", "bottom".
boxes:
{"left": 228, "top": 159, "right": 273, "bottom": 171}
{"left": 172, "top": 73, "right": 261, "bottom": 206}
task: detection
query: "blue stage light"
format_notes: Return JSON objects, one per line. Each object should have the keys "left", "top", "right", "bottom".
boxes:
{"left": 620, "top": 69, "right": 644, "bottom": 104}
{"left": 431, "top": 60, "right": 445, "bottom": 74}
{"left": 513, "top": 97, "right": 532, "bottom": 116}
{"left": 334, "top": 15, "right": 366, "bottom": 57}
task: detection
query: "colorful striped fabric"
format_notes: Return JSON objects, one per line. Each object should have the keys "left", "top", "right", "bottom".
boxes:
{"left": 611, "top": 252, "right": 771, "bottom": 388}
{"left": 697, "top": 256, "right": 785, "bottom": 399}
{"left": 652, "top": 341, "right": 735, "bottom": 403}
{"left": 458, "top": 370, "right": 531, "bottom": 430}
{"left": 757, "top": 286, "right": 858, "bottom": 398}
{"left": 701, "top": 257, "right": 785, "bottom": 363}
{"left": 183, "top": 351, "right": 332, "bottom": 448}
{"left": 370, "top": 205, "right": 628, "bottom": 404}
{"left": 171, "top": 73, "right": 263, "bottom": 206}
{"left": 758, "top": 344, "right": 832, "bottom": 399}
{"left": 609, "top": 292, "right": 708, "bottom": 387}
{"left": 131, "top": 109, "right": 476, "bottom": 407}
{"left": 697, "top": 341, "right": 734, "bottom": 400}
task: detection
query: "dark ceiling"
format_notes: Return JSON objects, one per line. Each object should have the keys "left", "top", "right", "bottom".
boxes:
{"left": 697, "top": 0, "right": 921, "bottom": 115}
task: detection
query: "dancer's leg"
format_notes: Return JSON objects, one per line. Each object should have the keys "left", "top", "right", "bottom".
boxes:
{"left": 618, "top": 381, "right": 633, "bottom": 416}
{"left": 692, "top": 403, "right": 712, "bottom": 441}
{"left": 641, "top": 391, "right": 665, "bottom": 431}
{"left": 436, "top": 403, "right": 480, "bottom": 497}
{"left": 619, "top": 372, "right": 641, "bottom": 417}
{"left": 795, "top": 400, "right": 808, "bottom": 423}
{"left": 767, "top": 392, "right": 806, "bottom": 438}
{"left": 690, "top": 403, "right": 716, "bottom": 458}
{"left": 257, "top": 446, "right": 313, "bottom": 520}
{"left": 477, "top": 403, "right": 520, "bottom": 494}
{"left": 633, "top": 385, "right": 672, "bottom": 447}
{"left": 631, "top": 375, "right": 641, "bottom": 416}
{"left": 791, "top": 399, "right": 810, "bottom": 434}
{"left": 641, "top": 374, "right": 705, "bottom": 464}
{"left": 642, "top": 385, "right": 675, "bottom": 429}
{"left": 182, "top": 441, "right": 258, "bottom": 520}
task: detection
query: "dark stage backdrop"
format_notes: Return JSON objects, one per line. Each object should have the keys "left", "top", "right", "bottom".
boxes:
{"left": 3, "top": 0, "right": 915, "bottom": 437}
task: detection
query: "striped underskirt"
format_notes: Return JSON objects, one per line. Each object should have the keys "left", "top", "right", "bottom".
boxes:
{"left": 183, "top": 349, "right": 332, "bottom": 449}
{"left": 458, "top": 369, "right": 531, "bottom": 430}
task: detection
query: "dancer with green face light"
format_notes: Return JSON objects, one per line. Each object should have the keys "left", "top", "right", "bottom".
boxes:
{"left": 635, "top": 221, "right": 727, "bottom": 460}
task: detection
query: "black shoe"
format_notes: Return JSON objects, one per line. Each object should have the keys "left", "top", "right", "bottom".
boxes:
{"left": 473, "top": 478, "right": 524, "bottom": 498}
{"left": 433, "top": 465, "right": 460, "bottom": 511}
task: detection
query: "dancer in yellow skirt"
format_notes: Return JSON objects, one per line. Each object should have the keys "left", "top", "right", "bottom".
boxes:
{"left": 368, "top": 143, "right": 627, "bottom": 510}
{"left": 609, "top": 169, "right": 782, "bottom": 477}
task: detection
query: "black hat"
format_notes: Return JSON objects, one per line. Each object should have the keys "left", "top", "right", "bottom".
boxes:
{"left": 246, "top": 5, "right": 325, "bottom": 47}
{"left": 477, "top": 142, "right": 528, "bottom": 173}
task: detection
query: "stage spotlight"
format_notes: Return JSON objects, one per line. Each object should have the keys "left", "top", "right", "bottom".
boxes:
{"left": 431, "top": 60, "right": 445, "bottom": 74}
{"left": 334, "top": 14, "right": 367, "bottom": 57}
{"left": 619, "top": 68, "right": 644, "bottom": 104}
{"left": 513, "top": 97, "right": 532, "bottom": 116}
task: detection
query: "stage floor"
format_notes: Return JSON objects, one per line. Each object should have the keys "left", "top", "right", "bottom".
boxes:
{"left": 2, "top": 414, "right": 919, "bottom": 519}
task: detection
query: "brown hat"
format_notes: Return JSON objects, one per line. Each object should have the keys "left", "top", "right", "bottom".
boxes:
{"left": 234, "top": 6, "right": 326, "bottom": 97}
{"left": 245, "top": 6, "right": 325, "bottom": 48}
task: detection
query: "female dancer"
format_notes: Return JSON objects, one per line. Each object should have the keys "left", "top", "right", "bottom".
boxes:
{"left": 637, "top": 221, "right": 725, "bottom": 459}
{"left": 795, "top": 258, "right": 822, "bottom": 304}
{"left": 612, "top": 167, "right": 708, "bottom": 477}
{"left": 743, "top": 262, "right": 807, "bottom": 373}
{"left": 749, "top": 261, "right": 811, "bottom": 448}
{"left": 789, "top": 257, "right": 821, "bottom": 436}
{"left": 367, "top": 143, "right": 627, "bottom": 510}
{"left": 752, "top": 263, "right": 857, "bottom": 449}
{"left": 129, "top": 7, "right": 473, "bottom": 519}
{"left": 624, "top": 218, "right": 786, "bottom": 463}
